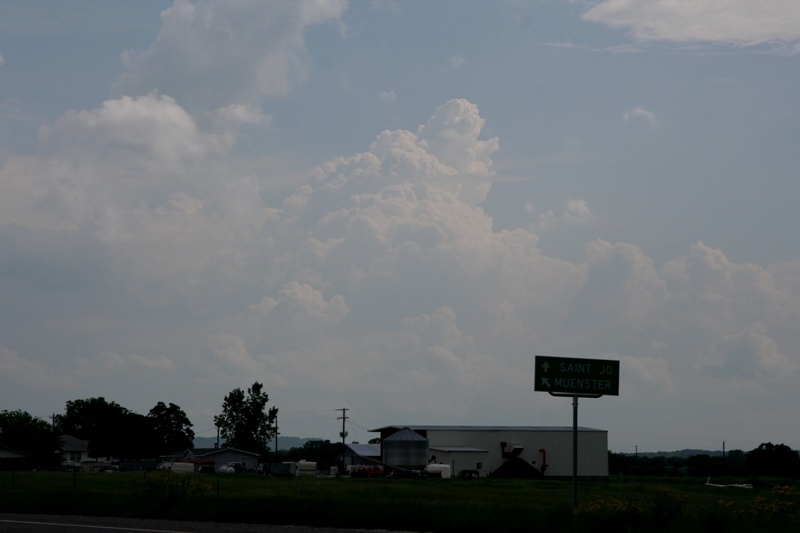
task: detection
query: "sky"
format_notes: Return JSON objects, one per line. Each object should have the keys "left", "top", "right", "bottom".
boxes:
{"left": 1, "top": 0, "right": 799, "bottom": 453}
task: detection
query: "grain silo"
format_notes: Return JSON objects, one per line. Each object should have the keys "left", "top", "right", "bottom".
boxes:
{"left": 383, "top": 427, "right": 428, "bottom": 470}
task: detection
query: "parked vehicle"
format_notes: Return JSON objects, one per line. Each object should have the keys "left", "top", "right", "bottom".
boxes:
{"left": 221, "top": 462, "right": 245, "bottom": 473}
{"left": 170, "top": 462, "right": 195, "bottom": 474}
{"left": 157, "top": 461, "right": 195, "bottom": 473}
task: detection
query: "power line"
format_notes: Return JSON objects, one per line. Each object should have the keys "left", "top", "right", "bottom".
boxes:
{"left": 280, "top": 409, "right": 341, "bottom": 415}
{"left": 346, "top": 419, "right": 372, "bottom": 432}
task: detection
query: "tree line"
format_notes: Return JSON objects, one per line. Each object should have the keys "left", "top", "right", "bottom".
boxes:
{"left": 0, "top": 381, "right": 277, "bottom": 469}
{"left": 609, "top": 442, "right": 800, "bottom": 479}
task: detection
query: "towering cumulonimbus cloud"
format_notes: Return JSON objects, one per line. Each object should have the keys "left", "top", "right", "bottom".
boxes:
{"left": 1, "top": 0, "right": 799, "bottom": 447}
{"left": 114, "top": 0, "right": 348, "bottom": 111}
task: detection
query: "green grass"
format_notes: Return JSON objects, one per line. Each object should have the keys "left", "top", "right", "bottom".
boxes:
{"left": 1, "top": 472, "right": 798, "bottom": 532}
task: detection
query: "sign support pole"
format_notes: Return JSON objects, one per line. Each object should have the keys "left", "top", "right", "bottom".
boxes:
{"left": 550, "top": 391, "right": 600, "bottom": 508}
{"left": 573, "top": 394, "right": 578, "bottom": 508}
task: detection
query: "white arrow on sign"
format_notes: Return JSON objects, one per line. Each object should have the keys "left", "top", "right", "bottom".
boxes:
{"left": 541, "top": 377, "right": 550, "bottom": 388}
{"left": 542, "top": 361, "right": 550, "bottom": 372}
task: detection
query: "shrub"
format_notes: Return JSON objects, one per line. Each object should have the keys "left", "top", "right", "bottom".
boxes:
{"left": 753, "top": 485, "right": 800, "bottom": 522}
{"left": 651, "top": 488, "right": 683, "bottom": 525}
{"left": 141, "top": 471, "right": 211, "bottom": 504}
{"left": 574, "top": 496, "right": 642, "bottom": 532}
{"left": 701, "top": 499, "right": 744, "bottom": 532}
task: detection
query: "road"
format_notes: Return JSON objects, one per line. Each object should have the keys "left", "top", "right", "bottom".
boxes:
{"left": 0, "top": 514, "right": 413, "bottom": 533}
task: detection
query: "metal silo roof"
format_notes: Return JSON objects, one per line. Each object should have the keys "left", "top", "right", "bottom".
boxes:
{"left": 384, "top": 427, "right": 427, "bottom": 441}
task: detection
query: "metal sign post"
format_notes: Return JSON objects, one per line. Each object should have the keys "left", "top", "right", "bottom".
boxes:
{"left": 535, "top": 355, "right": 619, "bottom": 508}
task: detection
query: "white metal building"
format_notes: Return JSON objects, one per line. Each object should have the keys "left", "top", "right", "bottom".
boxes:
{"left": 343, "top": 443, "right": 381, "bottom": 467}
{"left": 370, "top": 425, "right": 608, "bottom": 478}
{"left": 181, "top": 447, "right": 259, "bottom": 472}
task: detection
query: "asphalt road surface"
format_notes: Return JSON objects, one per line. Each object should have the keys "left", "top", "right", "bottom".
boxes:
{"left": 0, "top": 514, "right": 416, "bottom": 533}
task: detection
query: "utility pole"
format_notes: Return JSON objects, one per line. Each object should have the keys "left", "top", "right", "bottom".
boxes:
{"left": 337, "top": 408, "right": 349, "bottom": 467}
{"left": 273, "top": 412, "right": 279, "bottom": 464}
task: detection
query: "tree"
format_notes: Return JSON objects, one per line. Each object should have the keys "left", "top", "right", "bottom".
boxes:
{"left": 214, "top": 382, "right": 277, "bottom": 458}
{"left": 285, "top": 439, "right": 343, "bottom": 469}
{"left": 55, "top": 397, "right": 160, "bottom": 460}
{"left": 148, "top": 402, "right": 194, "bottom": 454}
{"left": 55, "top": 397, "right": 195, "bottom": 461}
{"left": 0, "top": 410, "right": 61, "bottom": 468}
{"left": 746, "top": 442, "right": 800, "bottom": 478}
{"left": 686, "top": 454, "right": 725, "bottom": 477}
{"left": 55, "top": 397, "right": 131, "bottom": 458}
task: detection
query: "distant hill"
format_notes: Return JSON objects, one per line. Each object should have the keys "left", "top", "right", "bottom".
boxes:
{"left": 618, "top": 449, "right": 730, "bottom": 457}
{"left": 193, "top": 435, "right": 323, "bottom": 451}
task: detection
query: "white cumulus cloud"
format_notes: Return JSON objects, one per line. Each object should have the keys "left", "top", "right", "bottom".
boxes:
{"left": 378, "top": 90, "right": 397, "bottom": 104}
{"left": 623, "top": 107, "right": 659, "bottom": 127}
{"left": 114, "top": 0, "right": 347, "bottom": 111}
{"left": 584, "top": 0, "right": 800, "bottom": 51}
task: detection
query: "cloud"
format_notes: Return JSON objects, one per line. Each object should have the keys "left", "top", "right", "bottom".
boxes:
{"left": 543, "top": 41, "right": 644, "bottom": 54}
{"left": 38, "top": 93, "right": 218, "bottom": 169}
{"left": 622, "top": 354, "right": 675, "bottom": 395}
{"left": 0, "top": 93, "right": 242, "bottom": 252}
{"left": 532, "top": 199, "right": 596, "bottom": 231}
{"left": 700, "top": 322, "right": 795, "bottom": 378}
{"left": 130, "top": 354, "right": 176, "bottom": 369}
{"left": 371, "top": 0, "right": 400, "bottom": 14}
{"left": 114, "top": 0, "right": 347, "bottom": 111}
{"left": 0, "top": 53, "right": 4, "bottom": 66}
{"left": 0, "top": 341, "right": 74, "bottom": 389}
{"left": 208, "top": 333, "right": 263, "bottom": 375}
{"left": 2, "top": 88, "right": 800, "bottom": 445}
{"left": 583, "top": 0, "right": 800, "bottom": 51}
{"left": 623, "top": 107, "right": 659, "bottom": 127}
{"left": 417, "top": 99, "right": 498, "bottom": 177}
{"left": 450, "top": 54, "right": 465, "bottom": 69}
{"left": 309, "top": 99, "right": 499, "bottom": 206}
{"left": 378, "top": 90, "right": 397, "bottom": 104}
{"left": 565, "top": 240, "right": 668, "bottom": 344}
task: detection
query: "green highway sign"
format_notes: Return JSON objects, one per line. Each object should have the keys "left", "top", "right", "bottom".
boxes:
{"left": 535, "top": 355, "right": 619, "bottom": 396}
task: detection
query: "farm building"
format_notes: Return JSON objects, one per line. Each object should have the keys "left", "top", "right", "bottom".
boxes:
{"left": 343, "top": 443, "right": 381, "bottom": 468}
{"left": 370, "top": 425, "right": 608, "bottom": 478}
{"left": 0, "top": 444, "right": 29, "bottom": 470}
{"left": 181, "top": 447, "right": 259, "bottom": 473}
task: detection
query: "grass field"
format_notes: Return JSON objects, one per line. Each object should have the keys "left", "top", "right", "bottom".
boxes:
{"left": 1, "top": 471, "right": 798, "bottom": 532}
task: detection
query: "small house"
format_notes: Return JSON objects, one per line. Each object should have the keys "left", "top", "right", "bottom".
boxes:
{"left": 181, "top": 447, "right": 259, "bottom": 472}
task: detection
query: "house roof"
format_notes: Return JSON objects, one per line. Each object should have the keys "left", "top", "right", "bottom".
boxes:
{"left": 60, "top": 434, "right": 89, "bottom": 452}
{"left": 179, "top": 457, "right": 216, "bottom": 465}
{"left": 0, "top": 444, "right": 29, "bottom": 459}
{"left": 185, "top": 447, "right": 259, "bottom": 458}
{"left": 371, "top": 425, "right": 606, "bottom": 433}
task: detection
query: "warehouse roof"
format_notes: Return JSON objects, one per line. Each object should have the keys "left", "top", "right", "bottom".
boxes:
{"left": 370, "top": 425, "right": 606, "bottom": 433}
{"left": 429, "top": 446, "right": 488, "bottom": 453}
